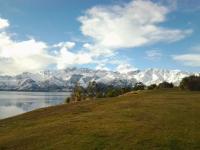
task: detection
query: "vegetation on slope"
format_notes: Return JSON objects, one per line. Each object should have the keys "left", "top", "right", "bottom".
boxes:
{"left": 67, "top": 80, "right": 177, "bottom": 103}
{"left": 0, "top": 89, "right": 200, "bottom": 150}
{"left": 67, "top": 81, "right": 133, "bottom": 103}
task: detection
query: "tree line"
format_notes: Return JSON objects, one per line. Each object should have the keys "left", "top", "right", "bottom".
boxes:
{"left": 66, "top": 81, "right": 133, "bottom": 103}
{"left": 66, "top": 75, "right": 200, "bottom": 103}
{"left": 133, "top": 75, "right": 200, "bottom": 91}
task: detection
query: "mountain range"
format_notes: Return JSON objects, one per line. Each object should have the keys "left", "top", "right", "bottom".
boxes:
{"left": 0, "top": 68, "right": 198, "bottom": 91}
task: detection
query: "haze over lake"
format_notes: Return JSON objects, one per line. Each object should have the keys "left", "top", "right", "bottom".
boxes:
{"left": 0, "top": 91, "right": 70, "bottom": 119}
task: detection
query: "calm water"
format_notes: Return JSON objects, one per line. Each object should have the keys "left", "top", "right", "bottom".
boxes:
{"left": 0, "top": 91, "right": 70, "bottom": 119}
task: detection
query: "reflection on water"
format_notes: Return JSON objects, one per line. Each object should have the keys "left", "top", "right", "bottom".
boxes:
{"left": 0, "top": 91, "right": 70, "bottom": 119}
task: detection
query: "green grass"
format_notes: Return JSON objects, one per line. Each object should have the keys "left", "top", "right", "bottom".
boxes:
{"left": 0, "top": 89, "right": 200, "bottom": 150}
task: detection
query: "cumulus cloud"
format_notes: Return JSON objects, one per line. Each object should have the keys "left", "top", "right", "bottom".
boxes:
{"left": 0, "top": 18, "right": 9, "bottom": 29}
{"left": 0, "top": 27, "right": 55, "bottom": 75}
{"left": 82, "top": 43, "right": 116, "bottom": 57}
{"left": 79, "top": 0, "right": 191, "bottom": 50}
{"left": 0, "top": 0, "right": 194, "bottom": 74}
{"left": 0, "top": 17, "right": 95, "bottom": 74}
{"left": 78, "top": 0, "right": 192, "bottom": 71}
{"left": 55, "top": 44, "right": 93, "bottom": 69}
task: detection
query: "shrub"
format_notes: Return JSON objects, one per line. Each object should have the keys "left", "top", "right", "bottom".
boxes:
{"left": 65, "top": 97, "right": 71, "bottom": 103}
{"left": 158, "top": 81, "right": 174, "bottom": 89}
{"left": 179, "top": 75, "right": 200, "bottom": 91}
{"left": 147, "top": 84, "right": 157, "bottom": 90}
{"left": 133, "top": 82, "right": 146, "bottom": 91}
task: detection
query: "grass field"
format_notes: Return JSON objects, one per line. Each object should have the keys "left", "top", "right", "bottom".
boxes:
{"left": 0, "top": 89, "right": 200, "bottom": 150}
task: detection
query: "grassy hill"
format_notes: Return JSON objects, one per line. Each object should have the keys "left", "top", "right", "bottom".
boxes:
{"left": 0, "top": 89, "right": 200, "bottom": 150}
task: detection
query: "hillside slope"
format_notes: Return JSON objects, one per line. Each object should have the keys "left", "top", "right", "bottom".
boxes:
{"left": 0, "top": 89, "right": 200, "bottom": 150}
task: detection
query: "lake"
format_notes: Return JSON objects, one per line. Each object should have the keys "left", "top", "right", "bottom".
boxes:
{"left": 0, "top": 91, "right": 71, "bottom": 119}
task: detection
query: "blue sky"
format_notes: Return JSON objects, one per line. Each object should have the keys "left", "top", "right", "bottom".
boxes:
{"left": 0, "top": 0, "right": 199, "bottom": 75}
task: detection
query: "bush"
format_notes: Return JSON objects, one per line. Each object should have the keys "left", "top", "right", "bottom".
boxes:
{"left": 179, "top": 75, "right": 200, "bottom": 91}
{"left": 106, "top": 89, "right": 118, "bottom": 97}
{"left": 133, "top": 82, "right": 146, "bottom": 91}
{"left": 65, "top": 97, "right": 71, "bottom": 103}
{"left": 158, "top": 81, "right": 174, "bottom": 89}
{"left": 147, "top": 84, "right": 157, "bottom": 90}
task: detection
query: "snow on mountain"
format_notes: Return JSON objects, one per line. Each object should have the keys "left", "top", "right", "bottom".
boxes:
{"left": 127, "top": 68, "right": 192, "bottom": 86}
{"left": 0, "top": 68, "right": 197, "bottom": 91}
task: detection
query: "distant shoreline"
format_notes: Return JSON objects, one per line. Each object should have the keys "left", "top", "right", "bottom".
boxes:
{"left": 0, "top": 90, "right": 72, "bottom": 92}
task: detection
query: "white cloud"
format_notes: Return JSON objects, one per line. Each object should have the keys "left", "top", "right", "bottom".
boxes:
{"left": 95, "top": 64, "right": 110, "bottom": 71}
{"left": 173, "top": 44, "right": 200, "bottom": 67}
{"left": 83, "top": 43, "right": 115, "bottom": 56}
{"left": 78, "top": 0, "right": 192, "bottom": 71}
{"left": 116, "top": 63, "right": 137, "bottom": 74}
{"left": 0, "top": 0, "right": 195, "bottom": 75}
{"left": 55, "top": 45, "right": 93, "bottom": 69}
{"left": 173, "top": 54, "right": 200, "bottom": 67}
{"left": 145, "top": 50, "right": 162, "bottom": 60}
{"left": 0, "top": 18, "right": 56, "bottom": 75}
{"left": 0, "top": 17, "right": 94, "bottom": 75}
{"left": 0, "top": 17, "right": 95, "bottom": 74}
{"left": 79, "top": 0, "right": 191, "bottom": 50}
{"left": 53, "top": 41, "right": 75, "bottom": 49}
{"left": 0, "top": 18, "right": 9, "bottom": 29}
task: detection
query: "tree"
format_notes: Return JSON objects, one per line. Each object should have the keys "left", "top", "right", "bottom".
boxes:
{"left": 106, "top": 88, "right": 120, "bottom": 97}
{"left": 147, "top": 84, "right": 157, "bottom": 90}
{"left": 71, "top": 83, "right": 86, "bottom": 102}
{"left": 180, "top": 75, "right": 200, "bottom": 91}
{"left": 158, "top": 81, "right": 174, "bottom": 89}
{"left": 133, "top": 82, "right": 145, "bottom": 91}
{"left": 86, "top": 81, "right": 97, "bottom": 97}
{"left": 68, "top": 81, "right": 135, "bottom": 103}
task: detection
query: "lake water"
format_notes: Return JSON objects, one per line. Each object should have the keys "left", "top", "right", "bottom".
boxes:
{"left": 0, "top": 91, "right": 71, "bottom": 120}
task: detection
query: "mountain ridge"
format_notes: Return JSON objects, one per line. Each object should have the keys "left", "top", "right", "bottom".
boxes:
{"left": 0, "top": 68, "right": 198, "bottom": 91}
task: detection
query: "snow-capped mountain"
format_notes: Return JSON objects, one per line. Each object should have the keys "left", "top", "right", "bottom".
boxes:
{"left": 0, "top": 68, "right": 197, "bottom": 91}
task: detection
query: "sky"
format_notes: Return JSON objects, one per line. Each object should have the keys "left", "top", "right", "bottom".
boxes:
{"left": 0, "top": 0, "right": 200, "bottom": 75}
